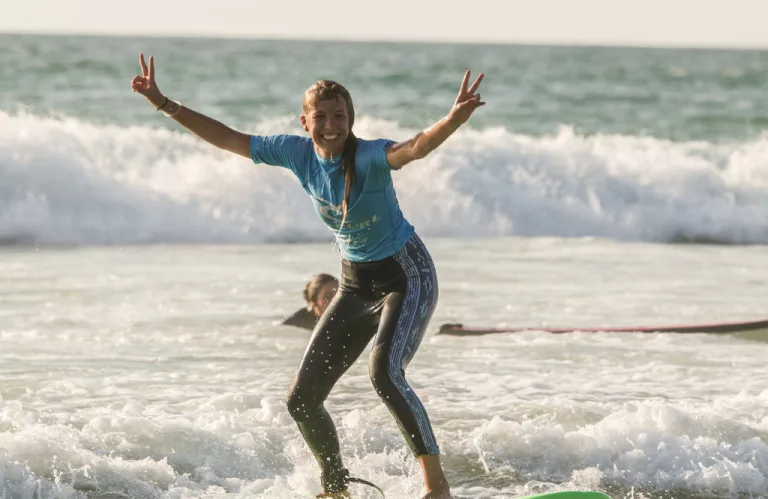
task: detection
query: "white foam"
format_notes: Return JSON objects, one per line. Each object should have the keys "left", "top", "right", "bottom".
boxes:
{"left": 2, "top": 239, "right": 768, "bottom": 498}
{"left": 1, "top": 111, "right": 768, "bottom": 245}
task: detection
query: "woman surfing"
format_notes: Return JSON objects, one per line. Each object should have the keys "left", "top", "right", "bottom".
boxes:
{"left": 131, "top": 53, "right": 484, "bottom": 498}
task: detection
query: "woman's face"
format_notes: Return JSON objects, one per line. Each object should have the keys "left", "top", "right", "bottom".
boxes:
{"left": 301, "top": 97, "right": 350, "bottom": 158}
{"left": 312, "top": 281, "right": 338, "bottom": 317}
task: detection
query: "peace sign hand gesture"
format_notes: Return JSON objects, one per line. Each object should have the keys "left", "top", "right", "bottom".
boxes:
{"left": 449, "top": 70, "right": 485, "bottom": 125}
{"left": 130, "top": 53, "right": 165, "bottom": 109}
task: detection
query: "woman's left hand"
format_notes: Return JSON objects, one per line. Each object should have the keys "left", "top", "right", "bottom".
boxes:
{"left": 448, "top": 70, "right": 485, "bottom": 125}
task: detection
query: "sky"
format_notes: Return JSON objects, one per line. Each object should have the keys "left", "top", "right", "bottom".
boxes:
{"left": 3, "top": 0, "right": 768, "bottom": 49}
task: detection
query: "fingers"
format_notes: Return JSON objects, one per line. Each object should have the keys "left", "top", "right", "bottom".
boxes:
{"left": 139, "top": 53, "right": 148, "bottom": 77}
{"left": 456, "top": 94, "right": 485, "bottom": 112}
{"left": 148, "top": 55, "right": 155, "bottom": 82}
{"left": 468, "top": 73, "right": 484, "bottom": 94}
{"left": 463, "top": 95, "right": 485, "bottom": 108}
{"left": 460, "top": 70, "right": 470, "bottom": 93}
{"left": 130, "top": 75, "right": 148, "bottom": 93}
{"left": 456, "top": 92, "right": 484, "bottom": 105}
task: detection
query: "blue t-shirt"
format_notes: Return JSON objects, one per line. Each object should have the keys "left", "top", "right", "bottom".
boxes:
{"left": 250, "top": 134, "right": 414, "bottom": 262}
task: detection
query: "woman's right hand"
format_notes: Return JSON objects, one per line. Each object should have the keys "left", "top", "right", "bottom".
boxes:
{"left": 130, "top": 53, "right": 165, "bottom": 109}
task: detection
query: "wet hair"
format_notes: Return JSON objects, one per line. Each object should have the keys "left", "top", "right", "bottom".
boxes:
{"left": 303, "top": 273, "right": 339, "bottom": 310}
{"left": 302, "top": 80, "right": 358, "bottom": 219}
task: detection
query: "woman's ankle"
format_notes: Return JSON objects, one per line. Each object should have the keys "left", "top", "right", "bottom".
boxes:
{"left": 417, "top": 454, "right": 450, "bottom": 494}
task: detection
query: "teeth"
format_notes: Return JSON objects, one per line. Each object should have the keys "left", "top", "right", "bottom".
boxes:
{"left": 323, "top": 134, "right": 338, "bottom": 140}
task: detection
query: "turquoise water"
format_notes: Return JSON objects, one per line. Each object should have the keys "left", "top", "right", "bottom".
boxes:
{"left": 3, "top": 34, "right": 768, "bottom": 140}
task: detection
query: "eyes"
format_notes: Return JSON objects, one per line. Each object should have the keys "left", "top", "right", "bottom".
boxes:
{"left": 313, "top": 112, "right": 347, "bottom": 121}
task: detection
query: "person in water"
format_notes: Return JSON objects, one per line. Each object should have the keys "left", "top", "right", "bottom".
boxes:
{"left": 131, "top": 53, "right": 484, "bottom": 499}
{"left": 283, "top": 273, "right": 339, "bottom": 330}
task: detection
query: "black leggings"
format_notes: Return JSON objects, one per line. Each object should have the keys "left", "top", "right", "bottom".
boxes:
{"left": 286, "top": 233, "right": 440, "bottom": 479}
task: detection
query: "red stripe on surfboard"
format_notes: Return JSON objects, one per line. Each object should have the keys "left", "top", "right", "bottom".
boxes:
{"left": 438, "top": 319, "right": 768, "bottom": 335}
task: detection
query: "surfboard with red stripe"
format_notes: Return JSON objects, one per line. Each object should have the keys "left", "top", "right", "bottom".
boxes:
{"left": 437, "top": 319, "right": 768, "bottom": 341}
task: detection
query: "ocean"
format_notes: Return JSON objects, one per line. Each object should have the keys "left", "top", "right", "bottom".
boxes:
{"left": 1, "top": 34, "right": 767, "bottom": 498}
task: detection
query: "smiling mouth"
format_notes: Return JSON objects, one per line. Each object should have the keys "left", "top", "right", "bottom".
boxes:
{"left": 322, "top": 134, "right": 340, "bottom": 140}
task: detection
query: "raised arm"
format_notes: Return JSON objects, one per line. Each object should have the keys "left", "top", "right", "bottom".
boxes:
{"left": 387, "top": 70, "right": 485, "bottom": 170}
{"left": 130, "top": 53, "right": 252, "bottom": 158}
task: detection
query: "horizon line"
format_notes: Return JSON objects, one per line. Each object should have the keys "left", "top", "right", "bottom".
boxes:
{"left": 2, "top": 28, "right": 768, "bottom": 52}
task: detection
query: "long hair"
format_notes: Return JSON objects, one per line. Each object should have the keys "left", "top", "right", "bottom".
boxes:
{"left": 302, "top": 80, "right": 358, "bottom": 219}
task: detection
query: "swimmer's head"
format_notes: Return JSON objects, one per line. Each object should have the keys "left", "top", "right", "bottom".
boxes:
{"left": 303, "top": 273, "right": 339, "bottom": 318}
